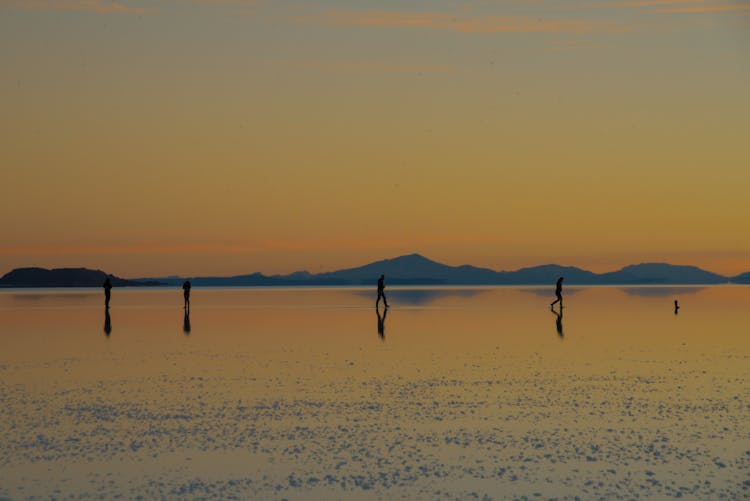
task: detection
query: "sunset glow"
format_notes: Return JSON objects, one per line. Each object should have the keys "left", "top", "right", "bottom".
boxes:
{"left": 1, "top": 0, "right": 748, "bottom": 277}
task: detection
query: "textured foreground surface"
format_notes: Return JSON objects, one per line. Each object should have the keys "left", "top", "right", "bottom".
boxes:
{"left": 1, "top": 287, "right": 749, "bottom": 499}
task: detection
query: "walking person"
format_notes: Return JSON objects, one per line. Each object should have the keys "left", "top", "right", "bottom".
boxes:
{"left": 376, "top": 274, "right": 389, "bottom": 309}
{"left": 183, "top": 280, "right": 192, "bottom": 310}
{"left": 103, "top": 277, "right": 112, "bottom": 308}
{"left": 550, "top": 276, "right": 564, "bottom": 308}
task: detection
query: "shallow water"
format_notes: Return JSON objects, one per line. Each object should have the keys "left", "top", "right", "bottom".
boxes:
{"left": 1, "top": 286, "right": 749, "bottom": 499}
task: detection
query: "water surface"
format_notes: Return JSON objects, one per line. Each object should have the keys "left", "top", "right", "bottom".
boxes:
{"left": 1, "top": 286, "right": 748, "bottom": 499}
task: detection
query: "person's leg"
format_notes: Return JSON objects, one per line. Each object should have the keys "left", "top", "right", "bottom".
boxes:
{"left": 383, "top": 292, "right": 388, "bottom": 308}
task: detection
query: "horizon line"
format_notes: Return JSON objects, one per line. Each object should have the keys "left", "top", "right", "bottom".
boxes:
{"left": 2, "top": 253, "right": 748, "bottom": 280}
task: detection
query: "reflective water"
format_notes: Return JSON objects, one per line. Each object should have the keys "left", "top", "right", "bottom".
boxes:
{"left": 1, "top": 286, "right": 748, "bottom": 499}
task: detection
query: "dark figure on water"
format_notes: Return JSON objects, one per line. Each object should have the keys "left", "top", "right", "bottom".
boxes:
{"left": 104, "top": 307, "right": 112, "bottom": 336}
{"left": 376, "top": 274, "right": 389, "bottom": 309}
{"left": 183, "top": 309, "right": 191, "bottom": 334}
{"left": 674, "top": 299, "right": 680, "bottom": 315}
{"left": 183, "top": 280, "right": 192, "bottom": 310}
{"left": 376, "top": 306, "right": 388, "bottom": 341}
{"left": 550, "top": 276, "right": 564, "bottom": 308}
{"left": 103, "top": 277, "right": 112, "bottom": 308}
{"left": 551, "top": 306, "right": 563, "bottom": 339}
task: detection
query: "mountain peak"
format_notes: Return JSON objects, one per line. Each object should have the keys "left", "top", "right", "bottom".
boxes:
{"left": 386, "top": 253, "right": 435, "bottom": 263}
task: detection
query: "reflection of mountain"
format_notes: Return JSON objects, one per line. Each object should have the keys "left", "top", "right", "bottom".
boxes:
{"left": 355, "top": 288, "right": 487, "bottom": 306}
{"left": 619, "top": 286, "right": 706, "bottom": 298}
{"left": 521, "top": 288, "right": 584, "bottom": 298}
{"left": 12, "top": 292, "right": 93, "bottom": 301}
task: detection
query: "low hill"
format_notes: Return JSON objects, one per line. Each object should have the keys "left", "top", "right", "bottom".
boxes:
{"left": 0, "top": 267, "right": 150, "bottom": 287}
{"left": 599, "top": 263, "right": 728, "bottom": 285}
{"left": 498, "top": 264, "right": 600, "bottom": 285}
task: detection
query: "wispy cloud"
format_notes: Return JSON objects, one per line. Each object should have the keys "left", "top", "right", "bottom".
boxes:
{"left": 2, "top": 0, "right": 146, "bottom": 14}
{"left": 656, "top": 4, "right": 750, "bottom": 13}
{"left": 309, "top": 62, "right": 455, "bottom": 73}
{"left": 1, "top": 0, "right": 263, "bottom": 14}
{"left": 606, "top": 0, "right": 719, "bottom": 6}
{"left": 170, "top": 0, "right": 260, "bottom": 7}
{"left": 300, "top": 10, "right": 619, "bottom": 34}
{"left": 596, "top": 0, "right": 750, "bottom": 13}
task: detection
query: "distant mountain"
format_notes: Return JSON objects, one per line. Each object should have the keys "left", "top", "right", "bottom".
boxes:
{"left": 138, "top": 272, "right": 291, "bottom": 287}
{"left": 315, "top": 253, "right": 499, "bottom": 285}
{"left": 498, "top": 264, "right": 601, "bottom": 285}
{"left": 1, "top": 255, "right": 740, "bottom": 288}
{"left": 133, "top": 254, "right": 733, "bottom": 286}
{"left": 599, "top": 263, "right": 727, "bottom": 285}
{"left": 0, "top": 267, "right": 153, "bottom": 288}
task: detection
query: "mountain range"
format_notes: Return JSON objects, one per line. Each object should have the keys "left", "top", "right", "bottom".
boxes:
{"left": 2, "top": 253, "right": 745, "bottom": 287}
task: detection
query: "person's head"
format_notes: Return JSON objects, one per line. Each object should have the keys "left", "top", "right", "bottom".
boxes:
{"left": 380, "top": 274, "right": 384, "bottom": 279}
{"left": 559, "top": 277, "right": 564, "bottom": 282}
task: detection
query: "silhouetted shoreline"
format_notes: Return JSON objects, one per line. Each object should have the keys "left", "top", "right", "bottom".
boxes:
{"left": 1, "top": 254, "right": 747, "bottom": 288}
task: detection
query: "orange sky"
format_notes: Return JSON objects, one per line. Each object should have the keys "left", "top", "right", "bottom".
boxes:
{"left": 1, "top": 0, "right": 748, "bottom": 277}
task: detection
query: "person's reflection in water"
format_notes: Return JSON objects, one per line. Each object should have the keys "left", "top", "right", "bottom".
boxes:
{"left": 551, "top": 306, "right": 563, "bottom": 339}
{"left": 104, "top": 307, "right": 112, "bottom": 336}
{"left": 183, "top": 309, "right": 191, "bottom": 335}
{"left": 674, "top": 299, "right": 680, "bottom": 315}
{"left": 103, "top": 277, "right": 112, "bottom": 309}
{"left": 376, "top": 306, "right": 388, "bottom": 341}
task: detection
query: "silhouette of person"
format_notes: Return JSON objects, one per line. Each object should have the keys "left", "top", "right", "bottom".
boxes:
{"left": 103, "top": 277, "right": 112, "bottom": 308}
{"left": 183, "top": 309, "right": 191, "bottom": 334}
{"left": 376, "top": 274, "right": 389, "bottom": 309}
{"left": 550, "top": 276, "right": 564, "bottom": 308}
{"left": 674, "top": 299, "right": 680, "bottom": 315}
{"left": 551, "top": 306, "right": 563, "bottom": 339}
{"left": 183, "top": 280, "right": 191, "bottom": 310}
{"left": 104, "top": 307, "right": 112, "bottom": 336}
{"left": 376, "top": 306, "right": 388, "bottom": 341}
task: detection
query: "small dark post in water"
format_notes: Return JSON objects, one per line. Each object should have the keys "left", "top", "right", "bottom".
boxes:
{"left": 674, "top": 299, "right": 680, "bottom": 315}
{"left": 376, "top": 274, "right": 389, "bottom": 309}
{"left": 103, "top": 277, "right": 112, "bottom": 308}
{"left": 183, "top": 280, "right": 192, "bottom": 310}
